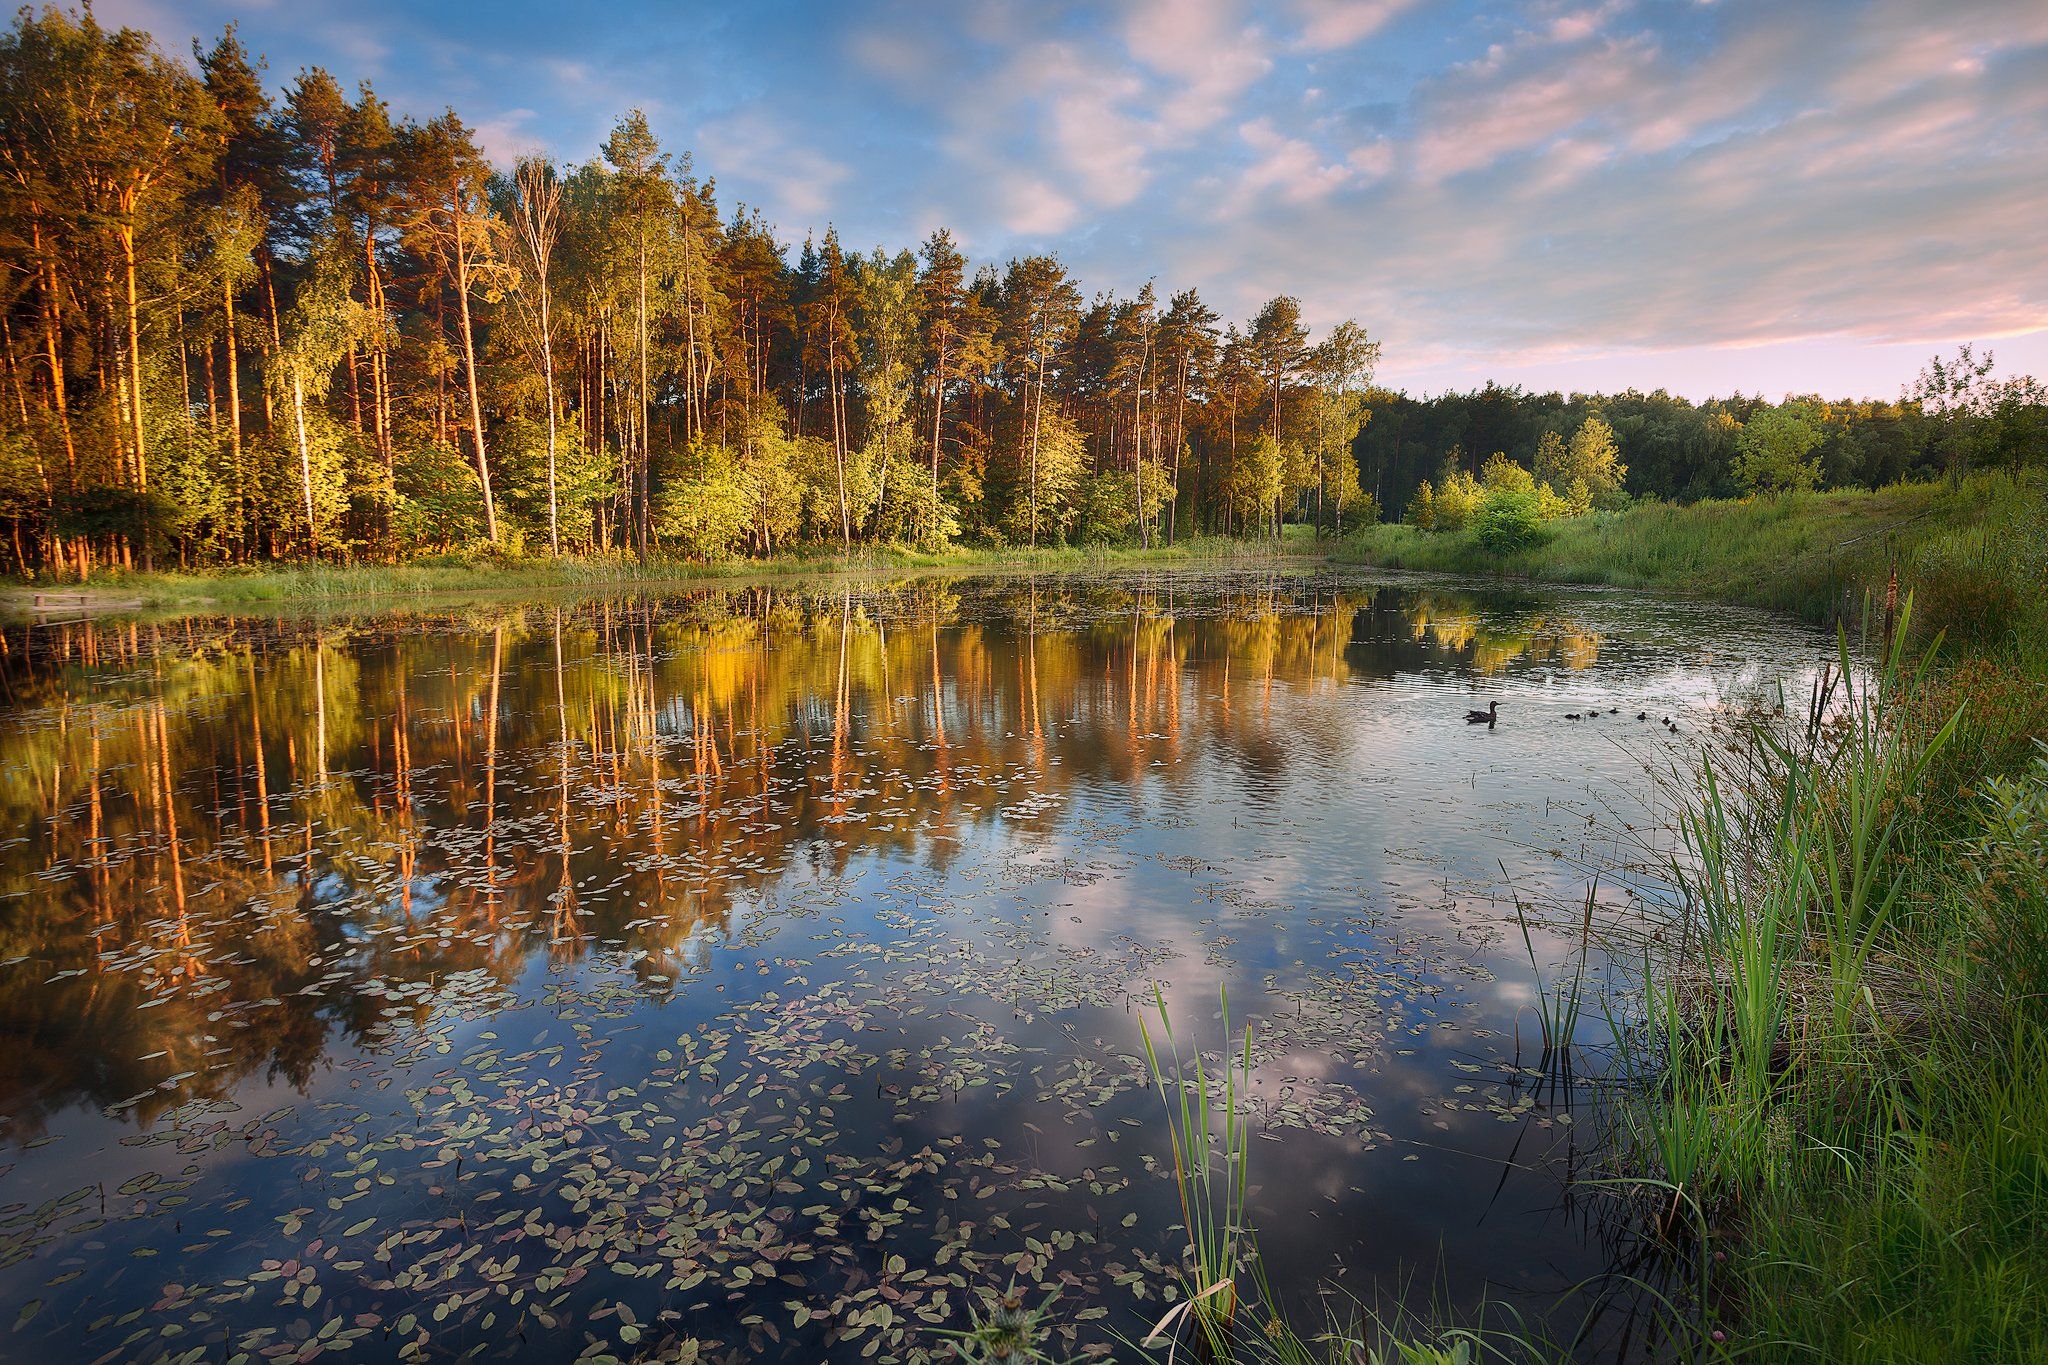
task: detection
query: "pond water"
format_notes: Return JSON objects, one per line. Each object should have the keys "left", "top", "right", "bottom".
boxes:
{"left": 0, "top": 570, "right": 1831, "bottom": 1363}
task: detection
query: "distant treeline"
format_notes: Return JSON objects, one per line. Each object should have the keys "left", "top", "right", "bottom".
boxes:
{"left": 1354, "top": 380, "right": 2038, "bottom": 521}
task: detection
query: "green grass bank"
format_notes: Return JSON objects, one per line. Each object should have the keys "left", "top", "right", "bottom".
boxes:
{"left": 1335, "top": 473, "right": 2047, "bottom": 653}
{"left": 1368, "top": 475, "right": 2048, "bottom": 1361}
{"left": 0, "top": 533, "right": 1314, "bottom": 617}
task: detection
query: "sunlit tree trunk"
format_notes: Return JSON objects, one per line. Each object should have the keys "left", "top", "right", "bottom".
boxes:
{"left": 452, "top": 193, "right": 498, "bottom": 543}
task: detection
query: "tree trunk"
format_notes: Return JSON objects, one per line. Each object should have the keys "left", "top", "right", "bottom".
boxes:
{"left": 541, "top": 288, "right": 560, "bottom": 555}
{"left": 636, "top": 230, "right": 649, "bottom": 561}
{"left": 930, "top": 338, "right": 947, "bottom": 515}
{"left": 452, "top": 194, "right": 498, "bottom": 543}
{"left": 120, "top": 220, "right": 152, "bottom": 568}
{"left": 292, "top": 367, "right": 318, "bottom": 557}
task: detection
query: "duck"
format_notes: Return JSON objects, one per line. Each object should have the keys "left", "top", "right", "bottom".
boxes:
{"left": 1637, "top": 712, "right": 1647, "bottom": 721}
{"left": 1565, "top": 712, "right": 1582, "bottom": 721}
{"left": 1465, "top": 700, "right": 1500, "bottom": 725}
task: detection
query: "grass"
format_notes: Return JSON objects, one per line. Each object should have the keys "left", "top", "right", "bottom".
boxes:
{"left": 1613, "top": 587, "right": 2048, "bottom": 1360}
{"left": 1336, "top": 474, "right": 2048, "bottom": 650}
{"left": 1339, "top": 472, "right": 2048, "bottom": 1358}
{"left": 1136, "top": 986, "right": 1255, "bottom": 1352}
{"left": 1511, "top": 878, "right": 1599, "bottom": 1071}
{"left": 1, "top": 532, "right": 1319, "bottom": 616}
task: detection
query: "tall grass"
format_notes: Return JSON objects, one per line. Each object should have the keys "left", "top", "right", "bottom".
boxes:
{"left": 1337, "top": 473, "right": 2048, "bottom": 647}
{"left": 1618, "top": 585, "right": 2048, "bottom": 1358}
{"left": 1510, "top": 878, "right": 1597, "bottom": 1071}
{"left": 1137, "top": 986, "right": 1255, "bottom": 1350}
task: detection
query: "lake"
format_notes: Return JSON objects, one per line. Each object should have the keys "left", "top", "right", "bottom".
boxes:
{"left": 0, "top": 569, "right": 1830, "bottom": 1362}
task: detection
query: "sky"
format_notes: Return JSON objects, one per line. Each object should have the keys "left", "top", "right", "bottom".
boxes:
{"left": 99, "top": 0, "right": 2048, "bottom": 400}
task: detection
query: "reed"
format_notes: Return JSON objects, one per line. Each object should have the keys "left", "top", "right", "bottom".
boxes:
{"left": 1137, "top": 985, "right": 1255, "bottom": 1351}
{"left": 1133, "top": 988, "right": 1571, "bottom": 1365}
{"left": 1510, "top": 878, "right": 1597, "bottom": 1071}
{"left": 1618, "top": 582, "right": 2048, "bottom": 1357}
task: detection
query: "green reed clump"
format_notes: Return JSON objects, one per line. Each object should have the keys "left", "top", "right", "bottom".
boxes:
{"left": 1625, "top": 589, "right": 2048, "bottom": 1359}
{"left": 1511, "top": 879, "right": 1597, "bottom": 1070}
{"left": 1138, "top": 986, "right": 1255, "bottom": 1350}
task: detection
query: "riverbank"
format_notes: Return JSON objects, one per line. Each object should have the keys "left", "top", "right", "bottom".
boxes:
{"left": 1412, "top": 476, "right": 2048, "bottom": 1359}
{"left": 1335, "top": 473, "right": 2046, "bottom": 652}
{"left": 0, "top": 533, "right": 1317, "bottom": 617}
{"left": 1310, "top": 474, "right": 2048, "bottom": 1358}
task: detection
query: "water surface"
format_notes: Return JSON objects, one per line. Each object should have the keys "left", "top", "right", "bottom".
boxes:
{"left": 0, "top": 570, "right": 1828, "bottom": 1362}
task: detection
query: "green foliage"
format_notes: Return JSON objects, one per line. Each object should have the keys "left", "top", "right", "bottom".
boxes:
{"left": 1733, "top": 401, "right": 1825, "bottom": 494}
{"left": 1982, "top": 374, "right": 2048, "bottom": 478}
{"left": 393, "top": 441, "right": 488, "bottom": 550}
{"left": 497, "top": 416, "right": 614, "bottom": 550}
{"left": 1471, "top": 485, "right": 1550, "bottom": 554}
{"left": 656, "top": 442, "right": 754, "bottom": 559}
{"left": 1534, "top": 416, "right": 1629, "bottom": 511}
{"left": 1969, "top": 743, "right": 2048, "bottom": 1007}
{"left": 1005, "top": 409, "right": 1087, "bottom": 546}
{"left": 1405, "top": 480, "right": 1437, "bottom": 530}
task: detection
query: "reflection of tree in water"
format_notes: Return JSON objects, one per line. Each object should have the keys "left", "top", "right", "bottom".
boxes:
{"left": 0, "top": 576, "right": 1533, "bottom": 1135}
{"left": 1401, "top": 591, "right": 1604, "bottom": 673}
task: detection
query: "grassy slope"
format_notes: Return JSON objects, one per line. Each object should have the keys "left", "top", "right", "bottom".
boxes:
{"left": 1336, "top": 474, "right": 2046, "bottom": 651}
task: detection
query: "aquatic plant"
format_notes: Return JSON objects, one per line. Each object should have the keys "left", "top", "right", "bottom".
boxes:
{"left": 936, "top": 1283, "right": 1083, "bottom": 1364}
{"left": 1138, "top": 985, "right": 1255, "bottom": 1351}
{"left": 1510, "top": 877, "right": 1597, "bottom": 1069}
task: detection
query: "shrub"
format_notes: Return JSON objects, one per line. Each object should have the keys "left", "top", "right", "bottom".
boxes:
{"left": 1473, "top": 487, "right": 1551, "bottom": 554}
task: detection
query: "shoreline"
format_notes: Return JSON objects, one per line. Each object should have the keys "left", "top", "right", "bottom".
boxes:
{"left": 0, "top": 539, "right": 1329, "bottom": 620}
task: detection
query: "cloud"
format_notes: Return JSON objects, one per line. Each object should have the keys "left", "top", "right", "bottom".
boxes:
{"left": 469, "top": 109, "right": 545, "bottom": 165}
{"left": 1123, "top": 0, "right": 1273, "bottom": 133}
{"left": 1288, "top": 0, "right": 1420, "bottom": 51}
{"left": 1410, "top": 34, "right": 1659, "bottom": 182}
{"left": 697, "top": 111, "right": 854, "bottom": 229}
{"left": 1233, "top": 118, "right": 1356, "bottom": 205}
{"left": 98, "top": 0, "right": 2048, "bottom": 396}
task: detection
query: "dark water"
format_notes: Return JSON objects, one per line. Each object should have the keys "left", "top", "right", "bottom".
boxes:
{"left": 0, "top": 570, "right": 1828, "bottom": 1363}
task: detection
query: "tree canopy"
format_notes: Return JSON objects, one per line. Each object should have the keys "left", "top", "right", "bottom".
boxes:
{"left": 0, "top": 8, "right": 2036, "bottom": 575}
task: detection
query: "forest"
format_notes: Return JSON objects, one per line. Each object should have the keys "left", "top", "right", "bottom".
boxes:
{"left": 0, "top": 7, "right": 2038, "bottom": 580}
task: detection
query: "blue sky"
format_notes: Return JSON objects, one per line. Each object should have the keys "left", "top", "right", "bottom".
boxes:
{"left": 105, "top": 0, "right": 2048, "bottom": 398}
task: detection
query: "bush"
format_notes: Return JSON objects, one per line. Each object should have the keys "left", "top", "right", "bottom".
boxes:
{"left": 1473, "top": 487, "right": 1551, "bottom": 554}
